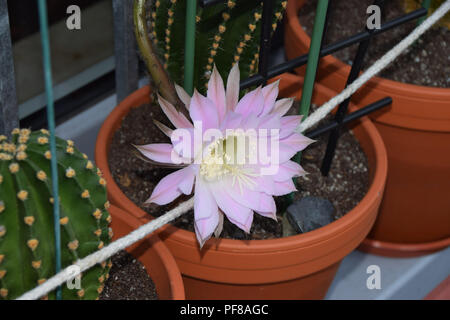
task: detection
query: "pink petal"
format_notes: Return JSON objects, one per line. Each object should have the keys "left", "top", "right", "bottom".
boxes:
{"left": 226, "top": 62, "right": 240, "bottom": 111}
{"left": 178, "top": 166, "right": 195, "bottom": 195}
{"left": 220, "top": 111, "right": 242, "bottom": 130}
{"left": 234, "top": 86, "right": 265, "bottom": 117}
{"left": 271, "top": 179, "right": 297, "bottom": 196}
{"left": 278, "top": 133, "right": 315, "bottom": 163}
{"left": 271, "top": 98, "right": 294, "bottom": 117}
{"left": 280, "top": 115, "right": 302, "bottom": 138}
{"left": 135, "top": 143, "right": 175, "bottom": 164}
{"left": 146, "top": 167, "right": 193, "bottom": 205}
{"left": 255, "top": 195, "right": 277, "bottom": 220}
{"left": 171, "top": 127, "right": 195, "bottom": 159}
{"left": 260, "top": 80, "right": 279, "bottom": 115}
{"left": 153, "top": 119, "right": 173, "bottom": 138}
{"left": 214, "top": 211, "right": 224, "bottom": 238}
{"left": 258, "top": 114, "right": 281, "bottom": 133}
{"left": 223, "top": 177, "right": 261, "bottom": 212}
{"left": 195, "top": 211, "right": 219, "bottom": 249}
{"left": 253, "top": 174, "right": 275, "bottom": 195}
{"left": 189, "top": 90, "right": 219, "bottom": 130}
{"left": 210, "top": 183, "right": 254, "bottom": 233}
{"left": 194, "top": 178, "right": 219, "bottom": 247}
{"left": 175, "top": 83, "right": 191, "bottom": 110}
{"left": 207, "top": 65, "right": 227, "bottom": 121}
{"left": 158, "top": 94, "right": 193, "bottom": 128}
{"left": 273, "top": 160, "right": 306, "bottom": 182}
{"left": 194, "top": 177, "right": 218, "bottom": 220}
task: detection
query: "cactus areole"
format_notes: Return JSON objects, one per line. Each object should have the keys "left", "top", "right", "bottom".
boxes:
{"left": 0, "top": 129, "right": 112, "bottom": 300}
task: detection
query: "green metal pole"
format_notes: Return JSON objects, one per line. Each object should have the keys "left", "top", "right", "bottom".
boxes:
{"left": 418, "top": 0, "right": 432, "bottom": 25}
{"left": 289, "top": 0, "right": 329, "bottom": 202}
{"left": 298, "top": 0, "right": 329, "bottom": 118}
{"left": 37, "top": 0, "right": 62, "bottom": 300}
{"left": 184, "top": 0, "right": 197, "bottom": 95}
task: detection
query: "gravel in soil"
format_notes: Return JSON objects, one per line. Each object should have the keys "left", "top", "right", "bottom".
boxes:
{"left": 100, "top": 250, "right": 158, "bottom": 300}
{"left": 298, "top": 0, "right": 450, "bottom": 88}
{"left": 108, "top": 102, "right": 369, "bottom": 240}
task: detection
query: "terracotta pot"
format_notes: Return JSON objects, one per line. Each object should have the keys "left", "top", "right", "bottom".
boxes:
{"left": 109, "top": 205, "right": 185, "bottom": 300}
{"left": 95, "top": 73, "right": 387, "bottom": 299}
{"left": 285, "top": 0, "right": 450, "bottom": 257}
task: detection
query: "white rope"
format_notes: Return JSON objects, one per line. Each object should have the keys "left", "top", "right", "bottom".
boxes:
{"left": 17, "top": 1, "right": 450, "bottom": 300}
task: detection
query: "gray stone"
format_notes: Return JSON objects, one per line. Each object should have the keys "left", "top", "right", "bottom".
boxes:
{"left": 286, "top": 196, "right": 336, "bottom": 233}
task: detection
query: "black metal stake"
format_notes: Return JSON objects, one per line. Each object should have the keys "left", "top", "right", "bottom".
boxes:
{"left": 258, "top": 0, "right": 275, "bottom": 86}
{"left": 306, "top": 97, "right": 392, "bottom": 139}
{"left": 320, "top": 0, "right": 385, "bottom": 176}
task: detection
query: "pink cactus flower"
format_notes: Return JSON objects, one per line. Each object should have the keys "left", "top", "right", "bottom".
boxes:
{"left": 137, "top": 64, "right": 314, "bottom": 247}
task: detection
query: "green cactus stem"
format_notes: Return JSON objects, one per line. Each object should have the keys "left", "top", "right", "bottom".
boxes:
{"left": 134, "top": 0, "right": 186, "bottom": 113}
{"left": 0, "top": 129, "right": 112, "bottom": 300}
{"left": 137, "top": 0, "right": 286, "bottom": 96}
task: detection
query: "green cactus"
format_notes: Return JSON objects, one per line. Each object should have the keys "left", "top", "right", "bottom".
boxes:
{"left": 0, "top": 129, "right": 112, "bottom": 300}
{"left": 139, "top": 0, "right": 286, "bottom": 95}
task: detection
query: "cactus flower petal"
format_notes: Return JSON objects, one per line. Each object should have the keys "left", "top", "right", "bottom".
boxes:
{"left": 261, "top": 80, "right": 279, "bottom": 115}
{"left": 147, "top": 166, "right": 195, "bottom": 205}
{"left": 226, "top": 62, "right": 240, "bottom": 111}
{"left": 271, "top": 97, "right": 294, "bottom": 117}
{"left": 174, "top": 83, "right": 191, "bottom": 110}
{"left": 157, "top": 94, "right": 193, "bottom": 129}
{"left": 135, "top": 143, "right": 176, "bottom": 164}
{"left": 207, "top": 65, "right": 227, "bottom": 121}
{"left": 189, "top": 90, "right": 220, "bottom": 130}
{"left": 234, "top": 86, "right": 265, "bottom": 117}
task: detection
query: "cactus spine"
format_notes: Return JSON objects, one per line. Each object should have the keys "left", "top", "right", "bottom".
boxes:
{"left": 0, "top": 129, "right": 112, "bottom": 300}
{"left": 142, "top": 0, "right": 286, "bottom": 94}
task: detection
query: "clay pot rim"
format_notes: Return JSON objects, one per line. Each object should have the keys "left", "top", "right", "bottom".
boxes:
{"left": 95, "top": 74, "right": 387, "bottom": 254}
{"left": 286, "top": 0, "right": 450, "bottom": 97}
{"left": 360, "top": 236, "right": 450, "bottom": 258}
{"left": 109, "top": 205, "right": 186, "bottom": 300}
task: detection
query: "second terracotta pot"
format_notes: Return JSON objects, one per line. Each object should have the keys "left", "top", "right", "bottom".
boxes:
{"left": 96, "top": 73, "right": 387, "bottom": 299}
{"left": 285, "top": 0, "right": 450, "bottom": 257}
{"left": 109, "top": 205, "right": 185, "bottom": 300}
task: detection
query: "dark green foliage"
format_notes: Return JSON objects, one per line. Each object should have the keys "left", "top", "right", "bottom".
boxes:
{"left": 0, "top": 129, "right": 112, "bottom": 300}
{"left": 148, "top": 0, "right": 287, "bottom": 93}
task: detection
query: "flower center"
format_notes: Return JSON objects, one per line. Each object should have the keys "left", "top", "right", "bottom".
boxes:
{"left": 199, "top": 135, "right": 258, "bottom": 193}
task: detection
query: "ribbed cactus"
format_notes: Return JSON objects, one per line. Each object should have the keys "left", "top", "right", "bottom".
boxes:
{"left": 0, "top": 129, "right": 112, "bottom": 300}
{"left": 142, "top": 0, "right": 286, "bottom": 94}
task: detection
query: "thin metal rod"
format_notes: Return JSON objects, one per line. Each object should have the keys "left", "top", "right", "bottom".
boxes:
{"left": 306, "top": 97, "right": 392, "bottom": 139}
{"left": 258, "top": 0, "right": 275, "bottom": 85}
{"left": 184, "top": 0, "right": 197, "bottom": 95}
{"left": 240, "top": 7, "right": 427, "bottom": 89}
{"left": 37, "top": 0, "right": 62, "bottom": 300}
{"left": 0, "top": 0, "right": 18, "bottom": 136}
{"left": 113, "top": 0, "right": 139, "bottom": 103}
{"left": 321, "top": 0, "right": 385, "bottom": 176}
